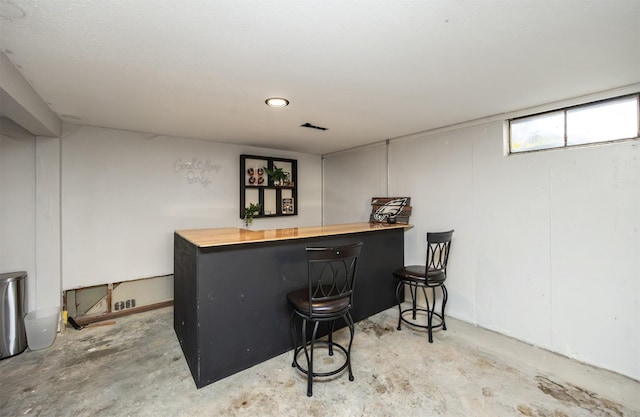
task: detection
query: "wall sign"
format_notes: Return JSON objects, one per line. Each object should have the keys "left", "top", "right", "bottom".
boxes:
{"left": 174, "top": 157, "right": 221, "bottom": 188}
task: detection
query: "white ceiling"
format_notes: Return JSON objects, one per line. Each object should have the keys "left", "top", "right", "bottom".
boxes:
{"left": 1, "top": 1, "right": 639, "bottom": 155}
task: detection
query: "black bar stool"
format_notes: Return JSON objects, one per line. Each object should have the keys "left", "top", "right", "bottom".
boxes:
{"left": 393, "top": 230, "right": 454, "bottom": 342}
{"left": 287, "top": 242, "right": 363, "bottom": 396}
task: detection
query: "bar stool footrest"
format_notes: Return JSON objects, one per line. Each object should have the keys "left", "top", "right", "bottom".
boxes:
{"left": 398, "top": 307, "right": 445, "bottom": 330}
{"left": 292, "top": 340, "right": 350, "bottom": 378}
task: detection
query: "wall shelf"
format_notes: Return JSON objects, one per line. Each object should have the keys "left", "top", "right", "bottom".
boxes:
{"left": 240, "top": 154, "right": 298, "bottom": 220}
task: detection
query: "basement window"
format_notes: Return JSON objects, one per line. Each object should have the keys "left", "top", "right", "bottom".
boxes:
{"left": 509, "top": 94, "right": 640, "bottom": 154}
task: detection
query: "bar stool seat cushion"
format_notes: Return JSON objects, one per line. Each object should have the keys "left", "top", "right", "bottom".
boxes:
{"left": 286, "top": 287, "right": 351, "bottom": 317}
{"left": 393, "top": 266, "right": 446, "bottom": 284}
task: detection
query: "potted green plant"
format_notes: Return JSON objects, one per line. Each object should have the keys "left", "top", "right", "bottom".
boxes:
{"left": 243, "top": 202, "right": 261, "bottom": 228}
{"left": 264, "top": 165, "right": 288, "bottom": 186}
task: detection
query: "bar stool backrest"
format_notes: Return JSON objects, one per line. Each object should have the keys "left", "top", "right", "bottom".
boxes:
{"left": 425, "top": 230, "right": 454, "bottom": 273}
{"left": 305, "top": 242, "right": 363, "bottom": 319}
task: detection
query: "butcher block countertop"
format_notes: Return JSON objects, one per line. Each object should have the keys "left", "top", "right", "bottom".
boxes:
{"left": 176, "top": 222, "right": 412, "bottom": 248}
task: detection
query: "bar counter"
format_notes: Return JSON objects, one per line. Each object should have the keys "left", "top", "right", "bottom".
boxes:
{"left": 174, "top": 222, "right": 411, "bottom": 388}
{"left": 175, "top": 222, "right": 411, "bottom": 247}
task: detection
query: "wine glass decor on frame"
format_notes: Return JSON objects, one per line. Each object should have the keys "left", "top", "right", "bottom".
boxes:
{"left": 246, "top": 161, "right": 267, "bottom": 186}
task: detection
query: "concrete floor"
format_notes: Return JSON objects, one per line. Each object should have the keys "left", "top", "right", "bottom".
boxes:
{"left": 1, "top": 306, "right": 638, "bottom": 417}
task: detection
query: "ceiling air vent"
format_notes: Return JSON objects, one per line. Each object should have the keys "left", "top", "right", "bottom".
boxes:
{"left": 300, "top": 122, "right": 328, "bottom": 131}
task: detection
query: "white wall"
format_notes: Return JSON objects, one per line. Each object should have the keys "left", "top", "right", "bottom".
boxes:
{"left": 323, "top": 120, "right": 640, "bottom": 380}
{"left": 61, "top": 124, "right": 322, "bottom": 288}
{"left": 322, "top": 144, "right": 388, "bottom": 224}
{"left": 2, "top": 121, "right": 322, "bottom": 308}
{"left": 35, "top": 136, "right": 61, "bottom": 309}
{"left": 0, "top": 119, "right": 36, "bottom": 310}
{"left": 1, "top": 120, "right": 62, "bottom": 312}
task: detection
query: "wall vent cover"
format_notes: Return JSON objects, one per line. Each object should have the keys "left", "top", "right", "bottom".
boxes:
{"left": 300, "top": 122, "right": 328, "bottom": 131}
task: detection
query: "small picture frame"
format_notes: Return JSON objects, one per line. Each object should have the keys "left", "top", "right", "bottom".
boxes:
{"left": 282, "top": 198, "right": 294, "bottom": 214}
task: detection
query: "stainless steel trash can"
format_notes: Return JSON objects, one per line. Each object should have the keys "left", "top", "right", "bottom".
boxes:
{"left": 0, "top": 271, "right": 27, "bottom": 359}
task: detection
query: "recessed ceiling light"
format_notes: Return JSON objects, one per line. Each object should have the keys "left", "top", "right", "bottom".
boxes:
{"left": 265, "top": 97, "right": 289, "bottom": 108}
